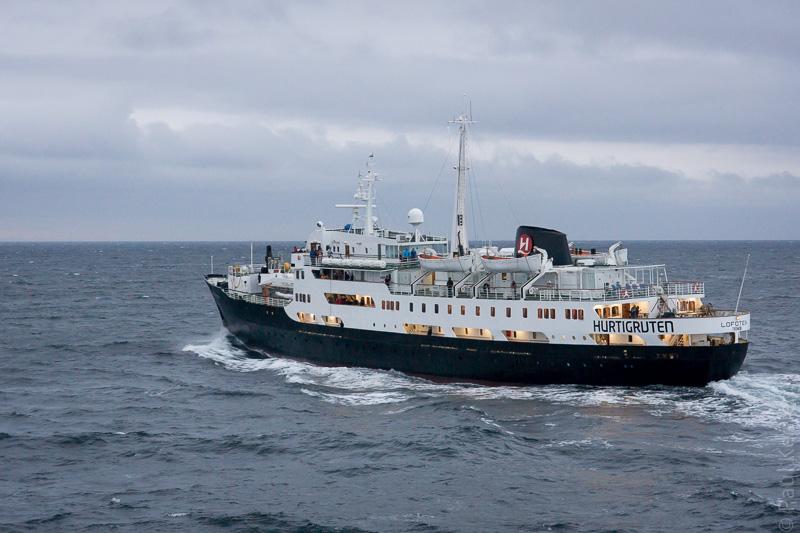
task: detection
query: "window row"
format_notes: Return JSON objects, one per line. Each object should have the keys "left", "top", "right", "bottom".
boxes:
{"left": 382, "top": 300, "right": 401, "bottom": 311}
{"left": 295, "top": 293, "right": 311, "bottom": 303}
{"left": 564, "top": 308, "right": 585, "bottom": 320}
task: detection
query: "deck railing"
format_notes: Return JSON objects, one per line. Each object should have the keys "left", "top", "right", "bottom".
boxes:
{"left": 222, "top": 288, "right": 292, "bottom": 307}
{"left": 526, "top": 281, "right": 704, "bottom": 302}
{"left": 307, "top": 253, "right": 420, "bottom": 270}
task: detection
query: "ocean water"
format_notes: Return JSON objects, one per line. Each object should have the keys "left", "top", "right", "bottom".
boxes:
{"left": 1, "top": 240, "right": 798, "bottom": 532}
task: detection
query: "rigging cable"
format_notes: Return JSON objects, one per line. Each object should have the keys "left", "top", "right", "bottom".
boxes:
{"left": 422, "top": 130, "right": 456, "bottom": 213}
{"left": 467, "top": 134, "right": 494, "bottom": 247}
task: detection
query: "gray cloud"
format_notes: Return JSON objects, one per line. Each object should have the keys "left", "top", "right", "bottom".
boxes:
{"left": 0, "top": 0, "right": 798, "bottom": 240}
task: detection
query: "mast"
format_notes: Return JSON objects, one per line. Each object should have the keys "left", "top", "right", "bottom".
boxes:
{"left": 364, "top": 155, "right": 376, "bottom": 235}
{"left": 450, "top": 107, "right": 474, "bottom": 256}
{"left": 335, "top": 154, "right": 380, "bottom": 235}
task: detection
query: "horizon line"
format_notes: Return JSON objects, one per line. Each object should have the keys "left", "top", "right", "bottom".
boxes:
{"left": 1, "top": 238, "right": 798, "bottom": 244}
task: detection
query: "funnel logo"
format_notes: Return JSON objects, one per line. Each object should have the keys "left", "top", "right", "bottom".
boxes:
{"left": 518, "top": 234, "right": 533, "bottom": 256}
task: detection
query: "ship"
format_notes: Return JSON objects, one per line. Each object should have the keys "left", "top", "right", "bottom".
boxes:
{"left": 205, "top": 110, "right": 750, "bottom": 386}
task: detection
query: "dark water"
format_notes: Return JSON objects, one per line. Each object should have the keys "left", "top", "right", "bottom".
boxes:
{"left": 1, "top": 241, "right": 798, "bottom": 532}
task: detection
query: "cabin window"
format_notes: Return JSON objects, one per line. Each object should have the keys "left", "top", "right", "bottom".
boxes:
{"left": 538, "top": 308, "right": 543, "bottom": 319}
{"left": 565, "top": 309, "right": 571, "bottom": 319}
{"left": 322, "top": 315, "right": 343, "bottom": 327}
{"left": 382, "top": 300, "right": 386, "bottom": 310}
{"left": 435, "top": 304, "right": 439, "bottom": 314}
{"left": 404, "top": 323, "right": 444, "bottom": 336}
{"left": 460, "top": 305, "right": 466, "bottom": 316}
{"left": 409, "top": 302, "right": 414, "bottom": 312}
{"left": 544, "top": 308, "right": 549, "bottom": 319}
{"left": 550, "top": 308, "right": 556, "bottom": 318}
{"left": 491, "top": 307, "right": 495, "bottom": 317}
{"left": 297, "top": 312, "right": 316, "bottom": 324}
{"left": 506, "top": 308, "right": 512, "bottom": 318}
{"left": 308, "top": 295, "right": 311, "bottom": 303}
{"left": 325, "top": 293, "right": 374, "bottom": 307}
{"left": 395, "top": 301, "right": 399, "bottom": 310}
{"left": 571, "top": 309, "right": 577, "bottom": 319}
{"left": 578, "top": 309, "right": 584, "bottom": 320}
{"left": 523, "top": 308, "right": 528, "bottom": 319}
{"left": 448, "top": 304, "right": 452, "bottom": 315}
{"left": 422, "top": 303, "right": 427, "bottom": 313}
{"left": 475, "top": 306, "right": 480, "bottom": 316}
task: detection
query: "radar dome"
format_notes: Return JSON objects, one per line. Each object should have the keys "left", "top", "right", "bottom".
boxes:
{"left": 407, "top": 208, "right": 424, "bottom": 226}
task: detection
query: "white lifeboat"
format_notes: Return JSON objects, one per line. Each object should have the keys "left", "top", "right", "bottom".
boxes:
{"left": 480, "top": 248, "right": 547, "bottom": 273}
{"left": 418, "top": 250, "right": 474, "bottom": 272}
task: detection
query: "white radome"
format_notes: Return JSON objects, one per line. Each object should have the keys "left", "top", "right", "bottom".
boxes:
{"left": 407, "top": 208, "right": 424, "bottom": 225}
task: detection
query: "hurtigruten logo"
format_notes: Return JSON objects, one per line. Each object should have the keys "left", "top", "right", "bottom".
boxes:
{"left": 593, "top": 320, "right": 675, "bottom": 334}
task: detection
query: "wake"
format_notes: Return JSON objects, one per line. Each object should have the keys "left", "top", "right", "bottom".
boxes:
{"left": 183, "top": 331, "right": 800, "bottom": 434}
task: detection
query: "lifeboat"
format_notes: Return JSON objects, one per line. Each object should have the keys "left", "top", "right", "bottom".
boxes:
{"left": 418, "top": 252, "right": 474, "bottom": 272}
{"left": 480, "top": 248, "right": 547, "bottom": 273}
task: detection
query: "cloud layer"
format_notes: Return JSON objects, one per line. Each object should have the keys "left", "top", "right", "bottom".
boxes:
{"left": 1, "top": 1, "right": 798, "bottom": 240}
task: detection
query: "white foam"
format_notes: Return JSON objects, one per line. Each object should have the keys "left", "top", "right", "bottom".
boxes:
{"left": 182, "top": 333, "right": 800, "bottom": 434}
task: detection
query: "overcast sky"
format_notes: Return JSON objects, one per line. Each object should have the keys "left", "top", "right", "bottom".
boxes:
{"left": 1, "top": 1, "right": 798, "bottom": 241}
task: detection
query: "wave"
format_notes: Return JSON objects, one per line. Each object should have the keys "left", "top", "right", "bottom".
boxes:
{"left": 183, "top": 332, "right": 799, "bottom": 435}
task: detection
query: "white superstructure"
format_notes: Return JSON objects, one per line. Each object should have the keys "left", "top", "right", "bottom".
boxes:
{"left": 219, "top": 112, "right": 750, "bottom": 352}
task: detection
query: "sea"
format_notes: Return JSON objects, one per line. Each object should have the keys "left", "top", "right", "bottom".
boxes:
{"left": 1, "top": 241, "right": 798, "bottom": 532}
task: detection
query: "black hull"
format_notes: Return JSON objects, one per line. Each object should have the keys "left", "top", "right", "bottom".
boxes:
{"left": 208, "top": 285, "right": 748, "bottom": 387}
